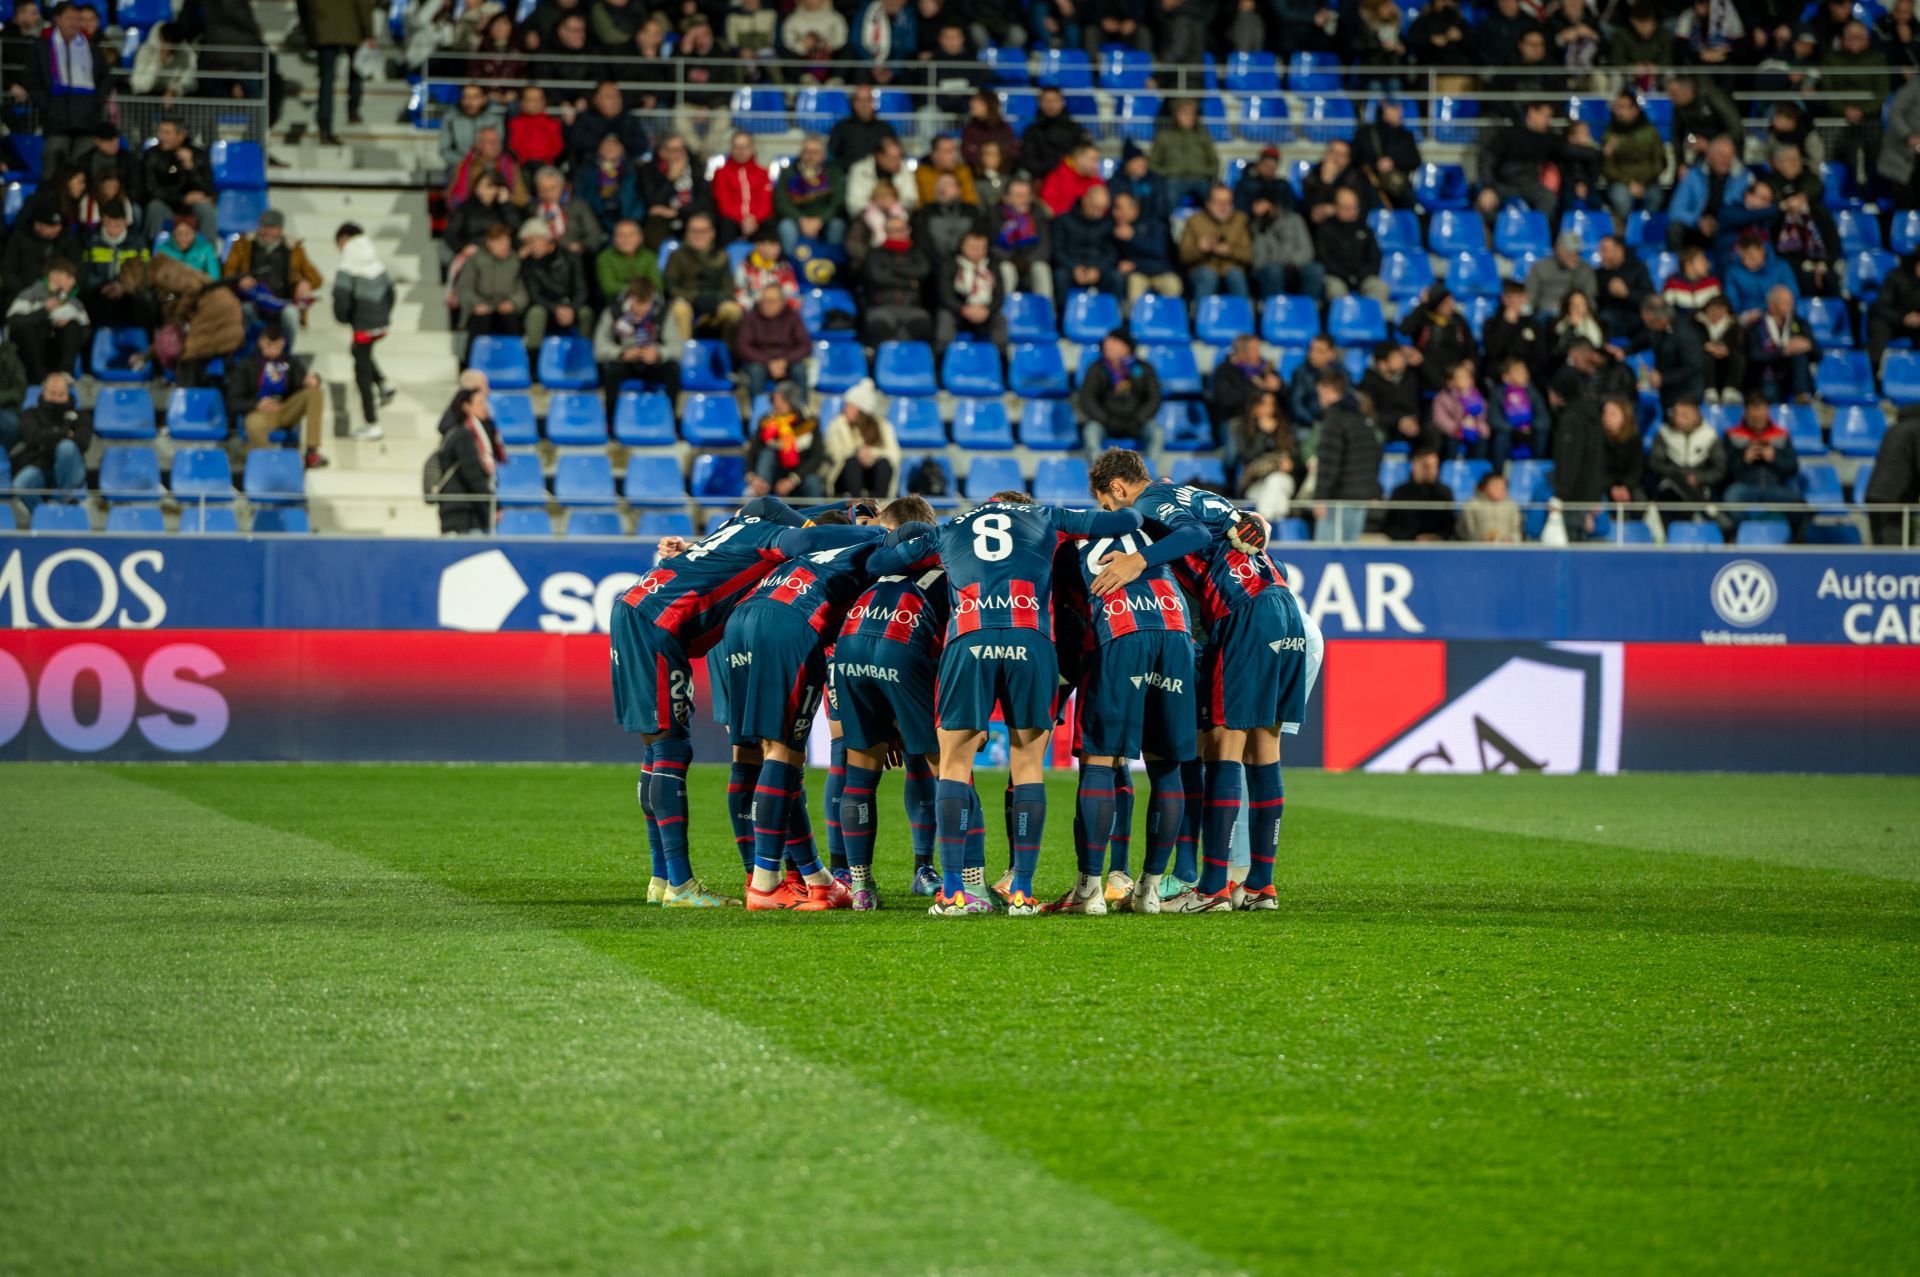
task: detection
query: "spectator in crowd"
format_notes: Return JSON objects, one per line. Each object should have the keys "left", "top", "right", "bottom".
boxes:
{"left": 458, "top": 222, "right": 528, "bottom": 349}
{"left": 734, "top": 281, "right": 811, "bottom": 397}
{"left": 18, "top": 2, "right": 106, "bottom": 175}
{"left": 1551, "top": 290, "right": 1604, "bottom": 363}
{"left": 225, "top": 327, "right": 327, "bottom": 468}
{"left": 130, "top": 21, "right": 197, "bottom": 97}
{"left": 824, "top": 381, "right": 900, "bottom": 499}
{"left": 1111, "top": 191, "right": 1180, "bottom": 302}
{"left": 575, "top": 135, "right": 640, "bottom": 230}
{"left": 1725, "top": 231, "right": 1799, "bottom": 321}
{"left": 1825, "top": 21, "right": 1891, "bottom": 182}
{"left": 1313, "top": 368, "right": 1384, "bottom": 543}
{"left": 1301, "top": 138, "right": 1372, "bottom": 226}
{"left": 1475, "top": 101, "right": 1598, "bottom": 220}
{"left": 1052, "top": 185, "right": 1119, "bottom": 299}
{"left": 1864, "top": 404, "right": 1920, "bottom": 544}
{"left": 914, "top": 173, "right": 989, "bottom": 265}
{"left": 1458, "top": 470, "right": 1523, "bottom": 542}
{"left": 4, "top": 257, "right": 87, "bottom": 384}
{"left": 1692, "top": 293, "right": 1744, "bottom": 405}
{"left": 81, "top": 205, "right": 150, "bottom": 332}
{"left": 1870, "top": 252, "right": 1920, "bottom": 375}
{"left": 638, "top": 134, "right": 712, "bottom": 249}
{"left": 915, "top": 134, "right": 979, "bottom": 209}
{"left": 518, "top": 219, "right": 590, "bottom": 351}
{"left": 526, "top": 165, "right": 605, "bottom": 258}
{"left": 774, "top": 136, "right": 846, "bottom": 253}
{"left": 1110, "top": 142, "right": 1171, "bottom": 226}
{"left": 935, "top": 229, "right": 1007, "bottom": 352}
{"left": 782, "top": 0, "right": 849, "bottom": 61}
{"left": 1878, "top": 73, "right": 1920, "bottom": 205}
{"left": 1231, "top": 391, "right": 1300, "bottom": 522}
{"left": 1638, "top": 296, "right": 1707, "bottom": 408}
{"left": 224, "top": 209, "right": 323, "bottom": 349}
{"left": 1360, "top": 340, "right": 1426, "bottom": 450}
{"left": 303, "top": 0, "right": 374, "bottom": 146}
{"left": 747, "top": 380, "right": 827, "bottom": 498}
{"left": 1233, "top": 147, "right": 1293, "bottom": 221}
{"left": 1479, "top": 0, "right": 1545, "bottom": 68}
{"left": 1408, "top": 0, "right": 1474, "bottom": 84}
{"left": 1598, "top": 394, "right": 1649, "bottom": 512}
{"left": 1594, "top": 235, "right": 1653, "bottom": 342}
{"left": 332, "top": 222, "right": 396, "bottom": 440}
{"left": 669, "top": 19, "right": 739, "bottom": 158}
{"left": 449, "top": 126, "right": 528, "bottom": 210}
{"left": 442, "top": 84, "right": 507, "bottom": 174}
{"left": 1606, "top": 1, "right": 1673, "bottom": 69}
{"left": 1351, "top": 99, "right": 1422, "bottom": 210}
{"left": 846, "top": 136, "right": 919, "bottom": 218}
{"left": 828, "top": 85, "right": 897, "bottom": 172}
{"left": 733, "top": 232, "right": 799, "bottom": 308}
{"left": 1209, "top": 334, "right": 1282, "bottom": 430}
{"left": 1549, "top": 393, "right": 1609, "bottom": 540}
{"left": 1766, "top": 158, "right": 1842, "bottom": 299}
{"left": 593, "top": 278, "right": 678, "bottom": 409}
{"left": 1316, "top": 187, "right": 1390, "bottom": 303}
{"left": 973, "top": 140, "right": 1013, "bottom": 212}
{"left": 1482, "top": 278, "right": 1550, "bottom": 383}
{"left": 1289, "top": 334, "right": 1340, "bottom": 428}
{"left": 961, "top": 89, "right": 1019, "bottom": 175}
{"left": 1648, "top": 398, "right": 1728, "bottom": 521}
{"left": 139, "top": 118, "right": 218, "bottom": 243}
{"left": 992, "top": 178, "right": 1052, "bottom": 298}
{"left": 1527, "top": 232, "right": 1598, "bottom": 316}
{"left": 1399, "top": 285, "right": 1476, "bottom": 392}
{"left": 1150, "top": 98, "right": 1220, "bottom": 212}
{"left": 0, "top": 342, "right": 23, "bottom": 456}
{"left": 471, "top": 11, "right": 532, "bottom": 93}
{"left": 1667, "top": 136, "right": 1749, "bottom": 252}
{"left": 566, "top": 81, "right": 647, "bottom": 167}
{"left": 595, "top": 218, "right": 661, "bottom": 302}
{"left": 1384, "top": 448, "right": 1455, "bottom": 541}
{"left": 713, "top": 131, "right": 773, "bottom": 243}
{"left": 847, "top": 178, "right": 912, "bottom": 273}
{"left": 1039, "top": 142, "right": 1105, "bottom": 218}
{"left": 1661, "top": 244, "right": 1721, "bottom": 315}
{"left": 157, "top": 215, "right": 220, "bottom": 277}
{"left": 1076, "top": 328, "right": 1163, "bottom": 468}
{"left": 858, "top": 211, "right": 932, "bottom": 343}
{"left": 1179, "top": 184, "right": 1253, "bottom": 301}
{"left": 434, "top": 384, "right": 501, "bottom": 536}
{"left": 663, "top": 213, "right": 743, "bottom": 343}
{"left": 1431, "top": 359, "right": 1505, "bottom": 463}
{"left": 1249, "top": 188, "right": 1321, "bottom": 301}
{"left": 81, "top": 125, "right": 138, "bottom": 217}
{"left": 444, "top": 170, "right": 522, "bottom": 264}
{"left": 12, "top": 371, "right": 89, "bottom": 509}
{"left": 1489, "top": 356, "right": 1551, "bottom": 460}
{"left": 1, "top": 207, "right": 80, "bottom": 309}
{"left": 1666, "top": 74, "right": 1740, "bottom": 166}
{"left": 1602, "top": 92, "right": 1667, "bottom": 222}
{"left": 1723, "top": 392, "right": 1805, "bottom": 535}
{"left": 1022, "top": 86, "right": 1092, "bottom": 184}
{"left": 507, "top": 84, "right": 565, "bottom": 170}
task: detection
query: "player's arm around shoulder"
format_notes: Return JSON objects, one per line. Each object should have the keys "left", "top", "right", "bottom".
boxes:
{"left": 865, "top": 521, "right": 940, "bottom": 576}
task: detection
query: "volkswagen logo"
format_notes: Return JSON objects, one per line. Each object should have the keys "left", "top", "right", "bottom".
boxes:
{"left": 1711, "top": 560, "right": 1778, "bottom": 627}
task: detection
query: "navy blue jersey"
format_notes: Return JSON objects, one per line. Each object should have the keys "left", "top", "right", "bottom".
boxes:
{"left": 838, "top": 564, "right": 951, "bottom": 657}
{"left": 617, "top": 499, "right": 808, "bottom": 655}
{"left": 1133, "top": 479, "right": 1287, "bottom": 627}
{"left": 735, "top": 534, "right": 884, "bottom": 637}
{"left": 1057, "top": 526, "right": 1191, "bottom": 647}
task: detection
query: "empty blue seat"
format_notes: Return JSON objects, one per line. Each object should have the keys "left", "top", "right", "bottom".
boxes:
{"left": 1882, "top": 351, "right": 1920, "bottom": 406}
{"left": 998, "top": 87, "right": 1038, "bottom": 128}
{"left": 1836, "top": 208, "right": 1881, "bottom": 255}
{"left": 1429, "top": 97, "right": 1477, "bottom": 145}
{"left": 178, "top": 505, "right": 240, "bottom": 533}
{"left": 1142, "top": 343, "right": 1201, "bottom": 396}
{"left": 1169, "top": 455, "right": 1227, "bottom": 489}
{"left": 690, "top": 453, "right": 747, "bottom": 500}
{"left": 1225, "top": 51, "right": 1280, "bottom": 94}
{"left": 1893, "top": 210, "right": 1920, "bottom": 256}
{"left": 888, "top": 397, "right": 947, "bottom": 448}
{"left": 1702, "top": 402, "right": 1740, "bottom": 432}
{"left": 30, "top": 503, "right": 91, "bottom": 532}
{"left": 567, "top": 510, "right": 624, "bottom": 537}
{"left": 1301, "top": 95, "right": 1355, "bottom": 143}
{"left": 1463, "top": 294, "right": 1499, "bottom": 339}
{"left": 1032, "top": 456, "right": 1089, "bottom": 504}
{"left": 1063, "top": 290, "right": 1123, "bottom": 344}
{"left": 1128, "top": 293, "right": 1191, "bottom": 343}
{"left": 793, "top": 86, "right": 849, "bottom": 133}
{"left": 1009, "top": 342, "right": 1071, "bottom": 397}
{"left": 1427, "top": 208, "right": 1486, "bottom": 256}
{"left": 982, "top": 45, "right": 1031, "bottom": 84}
{"left": 540, "top": 392, "right": 604, "bottom": 446}
{"left": 1161, "top": 402, "right": 1215, "bottom": 452}
{"left": 1853, "top": 463, "right": 1875, "bottom": 502}
{"left": 216, "top": 188, "right": 267, "bottom": 237}
{"left": 1261, "top": 294, "right": 1320, "bottom": 345}
{"left": 1735, "top": 519, "right": 1792, "bottom": 546}
{"left": 1845, "top": 248, "right": 1898, "bottom": 302}
{"left": 1003, "top": 292, "right": 1057, "bottom": 341}
{"left": 1286, "top": 50, "right": 1339, "bottom": 91}
{"left": 1494, "top": 206, "right": 1551, "bottom": 258}
{"left": 1238, "top": 95, "right": 1292, "bottom": 145}
{"left": 1276, "top": 517, "right": 1311, "bottom": 542}
{"left": 1801, "top": 462, "right": 1845, "bottom": 505}
{"left": 681, "top": 393, "right": 745, "bottom": 446}
{"left": 491, "top": 390, "right": 538, "bottom": 445}
{"left": 104, "top": 504, "right": 163, "bottom": 533}
{"left": 1831, "top": 404, "right": 1889, "bottom": 455}
{"left": 1506, "top": 459, "right": 1552, "bottom": 504}
{"left": 1816, "top": 349, "right": 1875, "bottom": 404}
{"left": 1807, "top": 520, "right": 1864, "bottom": 543}
{"left": 1625, "top": 210, "right": 1668, "bottom": 252}
{"left": 1441, "top": 458, "right": 1491, "bottom": 497}
{"left": 622, "top": 454, "right": 685, "bottom": 506}
{"left": 469, "top": 336, "right": 531, "bottom": 389}
{"left": 875, "top": 341, "right": 937, "bottom": 396}
{"left": 553, "top": 453, "right": 616, "bottom": 504}
{"left": 1610, "top": 519, "right": 1655, "bottom": 544}
{"left": 251, "top": 507, "right": 309, "bottom": 534}
{"left": 1039, "top": 46, "right": 1093, "bottom": 87}
{"left": 242, "top": 448, "right": 305, "bottom": 503}
{"left": 1369, "top": 208, "right": 1420, "bottom": 253}
{"left": 210, "top": 139, "right": 266, "bottom": 189}
{"left": 1378, "top": 455, "right": 1411, "bottom": 493}
{"left": 1383, "top": 250, "right": 1435, "bottom": 304}
{"left": 730, "top": 85, "right": 787, "bottom": 134}
{"left": 169, "top": 446, "right": 235, "bottom": 502}
{"left": 1638, "top": 94, "right": 1673, "bottom": 140}
{"left": 1115, "top": 93, "right": 1161, "bottom": 142}
{"left": 678, "top": 338, "right": 733, "bottom": 393}
{"left": 1665, "top": 520, "right": 1725, "bottom": 545}
{"left": 942, "top": 341, "right": 1005, "bottom": 395}
{"left": 1413, "top": 163, "right": 1470, "bottom": 212}
{"left": 4, "top": 181, "right": 34, "bottom": 228}
{"left": 1774, "top": 402, "right": 1824, "bottom": 453}
{"left": 493, "top": 452, "right": 547, "bottom": 505}
{"left": 800, "top": 287, "right": 857, "bottom": 340}
{"left": 497, "top": 508, "right": 555, "bottom": 536}
{"left": 91, "top": 327, "right": 151, "bottom": 383}
{"left": 1799, "top": 296, "right": 1853, "bottom": 348}
{"left": 814, "top": 339, "right": 868, "bottom": 394}
{"left": 1328, "top": 296, "right": 1386, "bottom": 347}
{"left": 1195, "top": 295, "right": 1256, "bottom": 347}
{"left": 1019, "top": 399, "right": 1080, "bottom": 450}
{"left": 951, "top": 398, "right": 1014, "bottom": 449}
{"left": 612, "top": 389, "right": 676, "bottom": 446}
{"left": 1446, "top": 250, "right": 1502, "bottom": 298}
{"left": 1561, "top": 207, "right": 1608, "bottom": 252}
{"left": 964, "top": 455, "right": 1025, "bottom": 501}
{"left": 637, "top": 510, "right": 696, "bottom": 539}
{"left": 94, "top": 386, "right": 157, "bottom": 439}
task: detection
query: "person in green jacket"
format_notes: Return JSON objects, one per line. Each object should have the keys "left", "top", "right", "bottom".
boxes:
{"left": 1148, "top": 98, "right": 1220, "bottom": 212}
{"left": 773, "top": 135, "right": 848, "bottom": 255}
{"left": 1602, "top": 92, "right": 1669, "bottom": 224}
{"left": 595, "top": 218, "right": 662, "bottom": 307}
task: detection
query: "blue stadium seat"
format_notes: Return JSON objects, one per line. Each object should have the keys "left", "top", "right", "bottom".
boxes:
{"left": 655, "top": 238, "right": 678, "bottom": 274}
{"left": 1261, "top": 294, "right": 1319, "bottom": 345}
{"left": 812, "top": 339, "right": 867, "bottom": 394}
{"left": 1009, "top": 342, "right": 1071, "bottom": 397}
{"left": 1003, "top": 292, "right": 1057, "bottom": 341}
{"left": 491, "top": 390, "right": 538, "bottom": 445}
{"left": 537, "top": 337, "right": 599, "bottom": 390}
{"left": 793, "top": 87, "right": 849, "bottom": 133}
{"left": 899, "top": 453, "right": 958, "bottom": 506}
{"left": 1285, "top": 50, "right": 1339, "bottom": 91}
{"left": 178, "top": 505, "right": 240, "bottom": 533}
{"left": 216, "top": 188, "right": 267, "bottom": 237}
{"left": 1831, "top": 404, "right": 1889, "bottom": 456}
{"left": 1199, "top": 94, "right": 1231, "bottom": 142}
{"left": 690, "top": 453, "right": 746, "bottom": 500}
{"left": 94, "top": 386, "right": 157, "bottom": 439}
{"left": 1378, "top": 455, "right": 1411, "bottom": 493}
{"left": 998, "top": 87, "right": 1038, "bottom": 128}
{"left": 567, "top": 510, "right": 624, "bottom": 537}
{"left": 493, "top": 452, "right": 547, "bottom": 505}
{"left": 1195, "top": 295, "right": 1256, "bottom": 347}
{"left": 1445, "top": 250, "right": 1502, "bottom": 298}
{"left": 1799, "top": 296, "right": 1853, "bottom": 348}
{"left": 1665, "top": 520, "right": 1724, "bottom": 545}
{"left": 1820, "top": 160, "right": 1858, "bottom": 208}
{"left": 951, "top": 398, "right": 1014, "bottom": 449}
{"left": 1637, "top": 94, "right": 1672, "bottom": 140}
{"left": 210, "top": 140, "right": 266, "bottom": 189}
{"left": 730, "top": 85, "right": 787, "bottom": 134}
{"left": 1019, "top": 399, "right": 1080, "bottom": 450}
{"left": 637, "top": 510, "right": 696, "bottom": 539}
{"left": 1775, "top": 402, "right": 1824, "bottom": 453}
{"left": 1607, "top": 519, "right": 1653, "bottom": 544}
{"left": 1276, "top": 516, "right": 1311, "bottom": 542}
{"left": 1800, "top": 462, "right": 1845, "bottom": 506}
{"left": 1462, "top": 294, "right": 1498, "bottom": 339}
{"left": 1238, "top": 95, "right": 1293, "bottom": 145}
{"left": 1224, "top": 51, "right": 1280, "bottom": 94}
{"left": 90, "top": 327, "right": 149, "bottom": 384}
{"left": 31, "top": 503, "right": 91, "bottom": 532}
{"left": 1286, "top": 159, "right": 1314, "bottom": 198}
{"left": 681, "top": 393, "right": 745, "bottom": 446}
{"left": 1063, "top": 290, "right": 1124, "bottom": 345}
{"left": 1301, "top": 95, "right": 1355, "bottom": 144}
{"left": 99, "top": 443, "right": 163, "bottom": 504}
{"left": 1494, "top": 205, "right": 1551, "bottom": 258}
{"left": 1806, "top": 520, "right": 1863, "bottom": 544}
{"left": 1039, "top": 46, "right": 1093, "bottom": 87}
{"left": 1427, "top": 209, "right": 1486, "bottom": 256}
{"left": 964, "top": 455, "right": 1025, "bottom": 501}
{"left": 1161, "top": 402, "right": 1215, "bottom": 452}
{"left": 1703, "top": 402, "right": 1740, "bottom": 432}
{"left": 1625, "top": 210, "right": 1668, "bottom": 252}
{"left": 874, "top": 89, "right": 915, "bottom": 123}
{"left": 1169, "top": 456, "right": 1227, "bottom": 489}
{"left": 242, "top": 448, "right": 306, "bottom": 504}
{"left": 1561, "top": 208, "right": 1608, "bottom": 252}
{"left": 1033, "top": 456, "right": 1090, "bottom": 504}
{"left": 3, "top": 180, "right": 33, "bottom": 228}
{"left": 1369, "top": 208, "right": 1420, "bottom": 253}
{"left": 169, "top": 446, "right": 235, "bottom": 502}
{"left": 942, "top": 341, "right": 1005, "bottom": 396}
{"left": 1648, "top": 250, "right": 1680, "bottom": 289}
{"left": 469, "top": 336, "right": 531, "bottom": 389}
{"left": 1429, "top": 97, "right": 1477, "bottom": 145}
{"left": 1115, "top": 93, "right": 1161, "bottom": 142}
{"left": 677, "top": 338, "right": 733, "bottom": 393}
{"left": 800, "top": 287, "right": 857, "bottom": 340}
{"left": 1141, "top": 344, "right": 1201, "bottom": 396}
{"left": 1853, "top": 462, "right": 1874, "bottom": 502}
{"left": 1816, "top": 349, "right": 1875, "bottom": 404}
{"left": 1734, "top": 519, "right": 1792, "bottom": 546}
{"left": 497, "top": 508, "right": 555, "bottom": 536}
{"left": 1893, "top": 210, "right": 1920, "bottom": 257}
{"left": 1328, "top": 296, "right": 1386, "bottom": 347}
{"left": 1441, "top": 458, "right": 1492, "bottom": 497}
{"left": 1506, "top": 459, "right": 1552, "bottom": 504}
{"left": 609, "top": 389, "right": 674, "bottom": 446}
{"left": 875, "top": 341, "right": 937, "bottom": 396}
{"left": 1383, "top": 250, "right": 1436, "bottom": 304}
{"left": 1129, "top": 292, "right": 1191, "bottom": 342}
{"left": 888, "top": 397, "right": 947, "bottom": 448}
{"left": 1882, "top": 351, "right": 1920, "bottom": 406}
{"left": 982, "top": 45, "right": 1031, "bottom": 85}
{"left": 1565, "top": 96, "right": 1608, "bottom": 136}
{"left": 553, "top": 453, "right": 616, "bottom": 504}
{"left": 1845, "top": 248, "right": 1898, "bottom": 302}
{"left": 1413, "top": 163, "right": 1469, "bottom": 212}
{"left": 1836, "top": 208, "right": 1881, "bottom": 255}
{"left": 545, "top": 391, "right": 608, "bottom": 446}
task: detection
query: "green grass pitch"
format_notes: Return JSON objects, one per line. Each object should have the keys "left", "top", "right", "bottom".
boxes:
{"left": 3, "top": 764, "right": 1918, "bottom": 1276}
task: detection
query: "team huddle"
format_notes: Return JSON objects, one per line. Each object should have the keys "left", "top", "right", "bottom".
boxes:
{"left": 609, "top": 448, "right": 1325, "bottom": 917}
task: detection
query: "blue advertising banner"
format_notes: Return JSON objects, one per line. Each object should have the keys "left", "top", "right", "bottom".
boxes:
{"left": 2, "top": 536, "right": 1918, "bottom": 645}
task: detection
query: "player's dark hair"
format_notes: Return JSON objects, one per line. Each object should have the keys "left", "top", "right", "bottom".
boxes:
{"left": 810, "top": 509, "right": 851, "bottom": 526}
{"left": 988, "top": 490, "right": 1034, "bottom": 504}
{"left": 1087, "top": 448, "right": 1149, "bottom": 495}
{"left": 881, "top": 495, "right": 936, "bottom": 528}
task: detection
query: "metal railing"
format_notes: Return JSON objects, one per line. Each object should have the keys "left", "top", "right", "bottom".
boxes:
{"left": 7, "top": 44, "right": 273, "bottom": 147}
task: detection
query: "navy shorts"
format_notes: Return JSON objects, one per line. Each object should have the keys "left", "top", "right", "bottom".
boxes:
{"left": 936, "top": 630, "right": 1061, "bottom": 733}
{"left": 1198, "top": 588, "right": 1310, "bottom": 732}
{"left": 1077, "top": 630, "right": 1198, "bottom": 762}
{"left": 834, "top": 633, "right": 939, "bottom": 757}
{"left": 610, "top": 600, "right": 692, "bottom": 737}
{"left": 715, "top": 606, "right": 826, "bottom": 749}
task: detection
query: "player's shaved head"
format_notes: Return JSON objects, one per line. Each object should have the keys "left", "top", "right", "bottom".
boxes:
{"left": 988, "top": 491, "right": 1034, "bottom": 504}
{"left": 881, "top": 495, "right": 936, "bottom": 528}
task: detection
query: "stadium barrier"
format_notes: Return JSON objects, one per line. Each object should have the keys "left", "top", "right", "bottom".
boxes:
{"left": 1, "top": 537, "right": 1917, "bottom": 771}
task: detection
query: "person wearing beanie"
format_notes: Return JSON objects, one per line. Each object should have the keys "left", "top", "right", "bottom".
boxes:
{"left": 518, "top": 218, "right": 591, "bottom": 352}
{"left": 223, "top": 207, "right": 324, "bottom": 348}
{"left": 747, "top": 379, "right": 827, "bottom": 498}
{"left": 1109, "top": 139, "right": 1171, "bottom": 224}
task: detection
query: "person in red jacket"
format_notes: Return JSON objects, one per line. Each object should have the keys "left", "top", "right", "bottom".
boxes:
{"left": 505, "top": 85, "right": 564, "bottom": 171}
{"left": 712, "top": 130, "right": 774, "bottom": 243}
{"left": 1038, "top": 143, "right": 1106, "bottom": 218}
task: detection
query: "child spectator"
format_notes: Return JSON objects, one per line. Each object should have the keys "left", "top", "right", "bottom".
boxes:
{"left": 81, "top": 206, "right": 149, "bottom": 332}
{"left": 935, "top": 229, "right": 1007, "bottom": 352}
{"left": 1697, "top": 293, "right": 1745, "bottom": 406}
{"left": 1661, "top": 245, "right": 1722, "bottom": 315}
{"left": 1458, "top": 471, "right": 1522, "bottom": 542}
{"left": 332, "top": 222, "right": 396, "bottom": 440}
{"left": 4, "top": 258, "right": 88, "bottom": 384}
{"left": 733, "top": 232, "right": 799, "bottom": 309}
{"left": 1431, "top": 359, "right": 1498, "bottom": 461}
{"left": 1489, "top": 357, "right": 1551, "bottom": 460}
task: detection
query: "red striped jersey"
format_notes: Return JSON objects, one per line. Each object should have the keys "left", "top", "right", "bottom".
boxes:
{"left": 1135, "top": 479, "right": 1287, "bottom": 627}
{"left": 1058, "top": 527, "right": 1190, "bottom": 646}
{"left": 618, "top": 514, "right": 791, "bottom": 655}
{"left": 839, "top": 564, "right": 951, "bottom": 657}
{"left": 735, "top": 538, "right": 883, "bottom": 637}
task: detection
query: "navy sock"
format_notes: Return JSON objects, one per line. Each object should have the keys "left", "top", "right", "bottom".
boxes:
{"left": 904, "top": 754, "right": 936, "bottom": 868}
{"left": 726, "top": 759, "right": 761, "bottom": 875}
{"left": 935, "top": 779, "right": 973, "bottom": 896}
{"left": 1010, "top": 782, "right": 1047, "bottom": 898}
{"left": 1199, "top": 761, "right": 1245, "bottom": 895}
{"left": 1109, "top": 768, "right": 1135, "bottom": 875}
{"left": 1075, "top": 764, "right": 1116, "bottom": 880}
{"left": 649, "top": 737, "right": 694, "bottom": 885}
{"left": 841, "top": 763, "right": 882, "bottom": 868}
{"left": 825, "top": 736, "right": 848, "bottom": 871}
{"left": 753, "top": 759, "right": 800, "bottom": 877}
{"left": 965, "top": 789, "right": 986, "bottom": 870}
{"left": 640, "top": 749, "right": 668, "bottom": 881}
{"left": 1245, "top": 762, "right": 1285, "bottom": 892}
{"left": 1003, "top": 781, "right": 1016, "bottom": 870}
{"left": 1144, "top": 758, "right": 1184, "bottom": 876}
{"left": 786, "top": 784, "right": 819, "bottom": 876}
{"left": 1175, "top": 758, "right": 1204, "bottom": 883}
